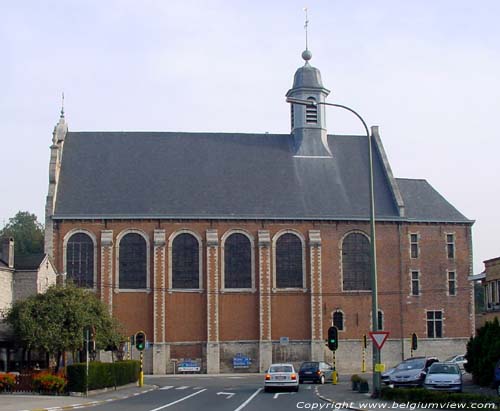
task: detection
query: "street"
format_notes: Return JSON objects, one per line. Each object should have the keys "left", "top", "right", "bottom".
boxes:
{"left": 77, "top": 375, "right": 341, "bottom": 411}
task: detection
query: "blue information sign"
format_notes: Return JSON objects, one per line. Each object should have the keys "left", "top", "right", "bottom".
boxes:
{"left": 233, "top": 353, "right": 251, "bottom": 368}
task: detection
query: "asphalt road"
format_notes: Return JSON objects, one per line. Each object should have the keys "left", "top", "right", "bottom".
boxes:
{"left": 78, "top": 375, "right": 342, "bottom": 411}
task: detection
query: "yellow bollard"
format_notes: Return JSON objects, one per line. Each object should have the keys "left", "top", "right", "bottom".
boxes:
{"left": 332, "top": 370, "right": 338, "bottom": 385}
{"left": 139, "top": 351, "right": 144, "bottom": 387}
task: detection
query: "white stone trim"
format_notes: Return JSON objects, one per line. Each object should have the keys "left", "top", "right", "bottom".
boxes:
{"left": 339, "top": 230, "right": 371, "bottom": 293}
{"left": 153, "top": 229, "right": 166, "bottom": 344}
{"left": 272, "top": 229, "right": 307, "bottom": 291}
{"left": 100, "top": 230, "right": 113, "bottom": 313}
{"left": 446, "top": 269, "right": 457, "bottom": 297}
{"left": 220, "top": 229, "right": 255, "bottom": 292}
{"left": 62, "top": 228, "right": 98, "bottom": 291}
{"left": 331, "top": 309, "right": 346, "bottom": 332}
{"left": 445, "top": 231, "right": 456, "bottom": 260}
{"left": 409, "top": 232, "right": 420, "bottom": 259}
{"left": 115, "top": 229, "right": 151, "bottom": 292}
{"left": 206, "top": 229, "right": 219, "bottom": 343}
{"left": 425, "top": 309, "right": 445, "bottom": 338}
{"left": 258, "top": 230, "right": 271, "bottom": 342}
{"left": 309, "top": 229, "right": 322, "bottom": 341}
{"left": 369, "top": 309, "right": 385, "bottom": 331}
{"left": 410, "top": 269, "right": 421, "bottom": 297}
{"left": 167, "top": 229, "right": 203, "bottom": 291}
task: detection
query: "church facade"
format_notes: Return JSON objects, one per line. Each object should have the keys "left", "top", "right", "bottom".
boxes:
{"left": 44, "top": 50, "right": 474, "bottom": 373}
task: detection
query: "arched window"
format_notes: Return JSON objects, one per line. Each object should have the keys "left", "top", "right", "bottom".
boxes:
{"left": 119, "top": 233, "right": 147, "bottom": 289}
{"left": 66, "top": 232, "right": 94, "bottom": 288}
{"left": 342, "top": 232, "right": 371, "bottom": 291}
{"left": 306, "top": 97, "right": 318, "bottom": 123}
{"left": 333, "top": 311, "right": 344, "bottom": 331}
{"left": 276, "top": 233, "right": 303, "bottom": 288}
{"left": 172, "top": 233, "right": 200, "bottom": 289}
{"left": 224, "top": 233, "right": 252, "bottom": 289}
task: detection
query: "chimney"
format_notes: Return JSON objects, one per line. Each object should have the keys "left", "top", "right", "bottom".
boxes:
{"left": 1, "top": 237, "right": 14, "bottom": 268}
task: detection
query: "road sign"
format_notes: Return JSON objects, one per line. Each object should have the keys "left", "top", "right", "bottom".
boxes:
{"left": 374, "top": 363, "right": 386, "bottom": 372}
{"left": 233, "top": 353, "right": 251, "bottom": 368}
{"left": 369, "top": 331, "right": 390, "bottom": 349}
{"left": 279, "top": 336, "right": 289, "bottom": 346}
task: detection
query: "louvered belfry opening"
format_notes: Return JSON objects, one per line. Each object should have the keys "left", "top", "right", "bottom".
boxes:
{"left": 305, "top": 97, "right": 318, "bottom": 123}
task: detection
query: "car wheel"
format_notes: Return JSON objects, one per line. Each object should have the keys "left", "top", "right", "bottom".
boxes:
{"left": 294, "top": 385, "right": 299, "bottom": 392}
{"left": 320, "top": 375, "right": 325, "bottom": 385}
{"left": 264, "top": 387, "right": 270, "bottom": 393}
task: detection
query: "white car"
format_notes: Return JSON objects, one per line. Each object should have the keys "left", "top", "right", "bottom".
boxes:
{"left": 445, "top": 354, "right": 467, "bottom": 371}
{"left": 264, "top": 363, "right": 299, "bottom": 392}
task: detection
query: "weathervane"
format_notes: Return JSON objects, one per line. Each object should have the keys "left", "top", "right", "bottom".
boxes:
{"left": 304, "top": 7, "right": 309, "bottom": 51}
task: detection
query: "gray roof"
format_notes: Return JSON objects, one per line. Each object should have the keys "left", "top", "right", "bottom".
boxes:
{"left": 292, "top": 62, "right": 325, "bottom": 89}
{"left": 53, "top": 132, "right": 471, "bottom": 224}
{"left": 14, "top": 253, "right": 46, "bottom": 270}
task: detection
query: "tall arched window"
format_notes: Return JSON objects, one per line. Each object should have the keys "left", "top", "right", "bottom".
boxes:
{"left": 119, "top": 233, "right": 147, "bottom": 289}
{"left": 342, "top": 232, "right": 371, "bottom": 291}
{"left": 224, "top": 233, "right": 252, "bottom": 289}
{"left": 333, "top": 311, "right": 344, "bottom": 331}
{"left": 172, "top": 233, "right": 200, "bottom": 289}
{"left": 66, "top": 232, "right": 94, "bottom": 288}
{"left": 276, "top": 233, "right": 303, "bottom": 288}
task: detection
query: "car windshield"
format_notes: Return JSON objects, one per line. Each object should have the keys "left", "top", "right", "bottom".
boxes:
{"left": 396, "top": 359, "right": 425, "bottom": 370}
{"left": 300, "top": 362, "right": 318, "bottom": 370}
{"left": 270, "top": 366, "right": 293, "bottom": 373}
{"left": 429, "top": 364, "right": 459, "bottom": 374}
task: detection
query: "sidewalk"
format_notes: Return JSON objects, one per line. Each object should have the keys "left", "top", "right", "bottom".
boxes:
{"left": 0, "top": 384, "right": 157, "bottom": 411}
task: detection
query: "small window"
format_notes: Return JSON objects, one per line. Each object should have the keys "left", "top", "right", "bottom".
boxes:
{"left": 305, "top": 97, "right": 318, "bottom": 124}
{"left": 448, "top": 271, "right": 456, "bottom": 296}
{"left": 333, "top": 311, "right": 344, "bottom": 331}
{"left": 427, "top": 311, "right": 443, "bottom": 338}
{"left": 410, "top": 234, "right": 419, "bottom": 259}
{"left": 411, "top": 271, "right": 420, "bottom": 296}
{"left": 446, "top": 234, "right": 455, "bottom": 259}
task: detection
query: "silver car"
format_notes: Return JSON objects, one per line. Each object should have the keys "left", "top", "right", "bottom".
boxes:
{"left": 445, "top": 354, "right": 467, "bottom": 371}
{"left": 424, "top": 362, "right": 463, "bottom": 392}
{"left": 264, "top": 363, "right": 299, "bottom": 392}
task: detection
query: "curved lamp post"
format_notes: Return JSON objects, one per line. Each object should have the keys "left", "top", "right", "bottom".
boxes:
{"left": 286, "top": 97, "right": 381, "bottom": 396}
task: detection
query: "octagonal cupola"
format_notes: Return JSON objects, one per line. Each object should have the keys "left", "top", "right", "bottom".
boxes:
{"left": 286, "top": 50, "right": 331, "bottom": 157}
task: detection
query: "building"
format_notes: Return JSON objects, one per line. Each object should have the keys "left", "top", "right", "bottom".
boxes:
{"left": 476, "top": 257, "right": 500, "bottom": 328}
{"left": 44, "top": 49, "right": 474, "bottom": 373}
{"left": 0, "top": 237, "right": 57, "bottom": 371}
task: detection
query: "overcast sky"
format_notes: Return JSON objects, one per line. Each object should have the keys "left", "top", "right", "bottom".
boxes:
{"left": 1, "top": 0, "right": 499, "bottom": 274}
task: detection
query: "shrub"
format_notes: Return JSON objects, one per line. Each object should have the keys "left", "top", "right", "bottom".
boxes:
{"left": 67, "top": 360, "right": 140, "bottom": 392}
{"left": 0, "top": 373, "right": 16, "bottom": 392}
{"left": 351, "top": 374, "right": 361, "bottom": 382}
{"left": 32, "top": 372, "right": 67, "bottom": 394}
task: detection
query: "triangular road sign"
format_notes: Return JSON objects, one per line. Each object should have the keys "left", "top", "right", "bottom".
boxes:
{"left": 369, "top": 331, "right": 390, "bottom": 350}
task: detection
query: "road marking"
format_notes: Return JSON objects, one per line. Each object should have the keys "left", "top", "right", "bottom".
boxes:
{"left": 217, "top": 391, "right": 236, "bottom": 399}
{"left": 228, "top": 376, "right": 243, "bottom": 379}
{"left": 175, "top": 386, "right": 189, "bottom": 390}
{"left": 160, "top": 385, "right": 174, "bottom": 390}
{"left": 148, "top": 389, "right": 207, "bottom": 411}
{"left": 273, "top": 392, "right": 294, "bottom": 399}
{"left": 192, "top": 386, "right": 204, "bottom": 389}
{"left": 233, "top": 388, "right": 262, "bottom": 411}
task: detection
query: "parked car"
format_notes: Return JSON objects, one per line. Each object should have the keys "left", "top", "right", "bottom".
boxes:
{"left": 389, "top": 357, "right": 439, "bottom": 387}
{"left": 445, "top": 354, "right": 467, "bottom": 371}
{"left": 382, "top": 358, "right": 418, "bottom": 385}
{"left": 424, "top": 362, "right": 463, "bottom": 392}
{"left": 494, "top": 359, "right": 500, "bottom": 396}
{"left": 298, "top": 361, "right": 334, "bottom": 384}
{"left": 264, "top": 363, "right": 299, "bottom": 392}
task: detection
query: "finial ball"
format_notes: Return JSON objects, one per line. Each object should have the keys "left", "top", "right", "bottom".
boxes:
{"left": 302, "top": 49, "right": 312, "bottom": 61}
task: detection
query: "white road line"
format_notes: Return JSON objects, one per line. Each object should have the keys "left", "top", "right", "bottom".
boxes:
{"left": 160, "top": 385, "right": 174, "bottom": 390}
{"left": 148, "top": 389, "right": 207, "bottom": 411}
{"left": 233, "top": 388, "right": 262, "bottom": 411}
{"left": 175, "top": 385, "right": 189, "bottom": 390}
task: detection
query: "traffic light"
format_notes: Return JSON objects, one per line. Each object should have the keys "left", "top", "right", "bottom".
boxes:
{"left": 411, "top": 333, "right": 418, "bottom": 351}
{"left": 135, "top": 331, "right": 146, "bottom": 351}
{"left": 327, "top": 326, "right": 339, "bottom": 351}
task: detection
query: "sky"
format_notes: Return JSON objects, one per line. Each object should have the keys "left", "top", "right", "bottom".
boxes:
{"left": 1, "top": 0, "right": 499, "bottom": 274}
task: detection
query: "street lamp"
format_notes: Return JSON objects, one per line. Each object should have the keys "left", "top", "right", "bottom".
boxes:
{"left": 286, "top": 97, "right": 381, "bottom": 396}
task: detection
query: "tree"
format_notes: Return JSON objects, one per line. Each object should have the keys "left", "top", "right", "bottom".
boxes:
{"left": 6, "top": 283, "right": 124, "bottom": 370}
{"left": 0, "top": 211, "right": 44, "bottom": 256}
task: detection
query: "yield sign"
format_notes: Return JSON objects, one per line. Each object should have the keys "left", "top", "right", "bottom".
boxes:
{"left": 369, "top": 331, "right": 390, "bottom": 349}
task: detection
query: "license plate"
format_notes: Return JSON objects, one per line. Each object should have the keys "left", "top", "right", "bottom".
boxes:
{"left": 275, "top": 376, "right": 286, "bottom": 380}
{"left": 305, "top": 372, "right": 312, "bottom": 374}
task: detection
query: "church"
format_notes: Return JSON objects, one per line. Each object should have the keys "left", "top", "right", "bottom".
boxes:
{"left": 44, "top": 47, "right": 474, "bottom": 374}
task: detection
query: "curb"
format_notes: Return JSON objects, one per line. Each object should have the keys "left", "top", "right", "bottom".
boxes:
{"left": 17, "top": 386, "right": 158, "bottom": 411}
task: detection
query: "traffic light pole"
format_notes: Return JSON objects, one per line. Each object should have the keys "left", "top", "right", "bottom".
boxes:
{"left": 85, "top": 327, "right": 89, "bottom": 397}
{"left": 139, "top": 351, "right": 144, "bottom": 387}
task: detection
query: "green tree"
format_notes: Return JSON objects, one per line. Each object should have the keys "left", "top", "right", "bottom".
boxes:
{"left": 6, "top": 283, "right": 124, "bottom": 370}
{"left": 465, "top": 317, "right": 500, "bottom": 386}
{"left": 0, "top": 211, "right": 44, "bottom": 256}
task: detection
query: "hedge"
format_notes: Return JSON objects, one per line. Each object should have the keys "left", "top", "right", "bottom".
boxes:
{"left": 67, "top": 360, "right": 140, "bottom": 392}
{"left": 381, "top": 387, "right": 500, "bottom": 408}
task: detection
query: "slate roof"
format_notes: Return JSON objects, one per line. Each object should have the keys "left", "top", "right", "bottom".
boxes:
{"left": 53, "top": 132, "right": 471, "bottom": 224}
{"left": 14, "top": 253, "right": 46, "bottom": 270}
